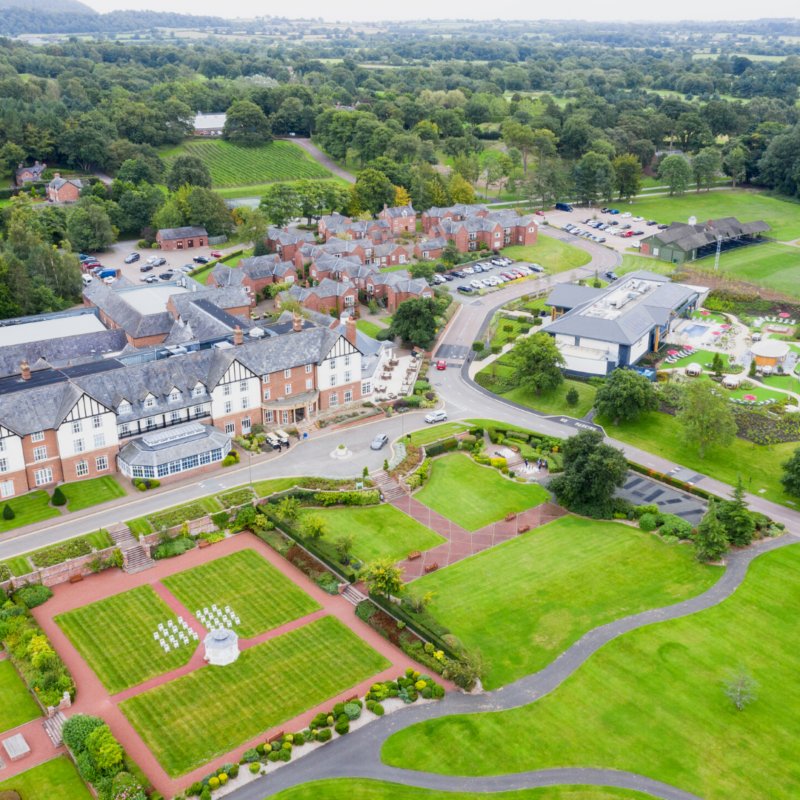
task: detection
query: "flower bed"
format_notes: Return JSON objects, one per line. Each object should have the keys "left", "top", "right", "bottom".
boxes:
{"left": 0, "top": 563, "right": 10, "bottom": 582}
{"left": 30, "top": 538, "right": 93, "bottom": 568}
{"left": 218, "top": 487, "right": 256, "bottom": 508}
{"left": 148, "top": 503, "right": 211, "bottom": 532}
{"left": 388, "top": 443, "right": 422, "bottom": 479}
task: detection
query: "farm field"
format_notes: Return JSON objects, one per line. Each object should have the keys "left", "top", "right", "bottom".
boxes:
{"left": 120, "top": 616, "right": 391, "bottom": 777}
{"left": 161, "top": 140, "right": 332, "bottom": 188}
{"left": 501, "top": 234, "right": 591, "bottom": 274}
{"left": 413, "top": 516, "right": 722, "bottom": 688}
{"left": 161, "top": 549, "right": 321, "bottom": 638}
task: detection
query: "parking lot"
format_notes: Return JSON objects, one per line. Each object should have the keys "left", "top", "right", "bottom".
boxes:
{"left": 435, "top": 259, "right": 547, "bottom": 304}
{"left": 540, "top": 206, "right": 668, "bottom": 256}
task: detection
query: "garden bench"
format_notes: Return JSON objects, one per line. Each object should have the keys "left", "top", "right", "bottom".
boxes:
{"left": 505, "top": 512, "right": 517, "bottom": 522}
{"left": 198, "top": 540, "right": 210, "bottom": 549}
{"left": 408, "top": 550, "right": 422, "bottom": 560}
{"left": 268, "top": 731, "right": 285, "bottom": 743}
{"left": 424, "top": 562, "right": 439, "bottom": 574}
{"left": 69, "top": 573, "right": 83, "bottom": 584}
{"left": 519, "top": 524, "right": 530, "bottom": 533}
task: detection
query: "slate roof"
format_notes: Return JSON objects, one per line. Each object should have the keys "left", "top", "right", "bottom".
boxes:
{"left": 545, "top": 284, "right": 606, "bottom": 310}
{"left": 381, "top": 204, "right": 417, "bottom": 218}
{"left": 16, "top": 163, "right": 45, "bottom": 178}
{"left": 49, "top": 176, "right": 84, "bottom": 191}
{"left": 83, "top": 280, "right": 176, "bottom": 339}
{"left": 285, "top": 278, "right": 355, "bottom": 302}
{"left": 646, "top": 217, "right": 771, "bottom": 252}
{"left": 158, "top": 226, "right": 208, "bottom": 241}
{"left": 266, "top": 227, "right": 316, "bottom": 246}
{"left": 418, "top": 237, "right": 447, "bottom": 252}
{"left": 119, "top": 422, "right": 230, "bottom": 467}
{"left": 211, "top": 257, "right": 296, "bottom": 287}
{"left": 422, "top": 203, "right": 488, "bottom": 219}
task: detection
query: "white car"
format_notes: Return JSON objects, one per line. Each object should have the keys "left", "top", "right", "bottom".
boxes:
{"left": 632, "top": 216, "right": 644, "bottom": 222}
{"left": 463, "top": 266, "right": 475, "bottom": 275}
{"left": 621, "top": 212, "right": 632, "bottom": 218}
{"left": 482, "top": 278, "right": 494, "bottom": 287}
{"left": 470, "top": 280, "right": 483, "bottom": 289}
{"left": 103, "top": 276, "right": 116, "bottom": 285}
{"left": 424, "top": 410, "right": 448, "bottom": 424}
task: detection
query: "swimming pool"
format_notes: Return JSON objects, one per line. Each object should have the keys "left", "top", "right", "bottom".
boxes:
{"left": 684, "top": 324, "right": 712, "bottom": 338}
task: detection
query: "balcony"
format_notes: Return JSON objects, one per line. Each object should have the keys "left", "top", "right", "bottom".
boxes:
{"left": 118, "top": 409, "right": 211, "bottom": 440}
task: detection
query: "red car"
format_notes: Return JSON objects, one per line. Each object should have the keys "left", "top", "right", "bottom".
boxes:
{"left": 210, "top": 250, "right": 223, "bottom": 258}
{"left": 436, "top": 360, "right": 446, "bottom": 370}
{"left": 622, "top": 231, "right": 635, "bottom": 238}
{"left": 534, "top": 210, "right": 544, "bottom": 216}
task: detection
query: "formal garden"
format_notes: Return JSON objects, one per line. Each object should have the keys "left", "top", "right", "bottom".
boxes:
{"left": 0, "top": 756, "right": 94, "bottom": 800}
{"left": 0, "top": 657, "right": 40, "bottom": 733}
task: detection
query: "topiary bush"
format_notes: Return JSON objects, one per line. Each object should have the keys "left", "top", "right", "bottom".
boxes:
{"left": 659, "top": 514, "right": 694, "bottom": 539}
{"left": 2, "top": 503, "right": 14, "bottom": 520}
{"left": 343, "top": 702, "right": 361, "bottom": 720}
{"left": 316, "top": 728, "right": 332, "bottom": 742}
{"left": 248, "top": 762, "right": 260, "bottom": 774}
{"left": 16, "top": 583, "right": 53, "bottom": 608}
{"left": 267, "top": 751, "right": 280, "bottom": 762}
{"left": 51, "top": 487, "right": 67, "bottom": 506}
{"left": 242, "top": 748, "right": 259, "bottom": 763}
{"left": 638, "top": 513, "right": 657, "bottom": 532}
{"left": 334, "top": 715, "right": 350, "bottom": 735}
{"left": 634, "top": 504, "right": 659, "bottom": 518}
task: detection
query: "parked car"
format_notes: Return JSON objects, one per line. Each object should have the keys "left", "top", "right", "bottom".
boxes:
{"left": 443, "top": 273, "right": 454, "bottom": 281}
{"left": 433, "top": 275, "right": 445, "bottom": 284}
{"left": 633, "top": 216, "right": 644, "bottom": 222}
{"left": 600, "top": 208, "right": 610, "bottom": 214}
{"left": 176, "top": 265, "right": 194, "bottom": 273}
{"left": 124, "top": 253, "right": 140, "bottom": 264}
{"left": 193, "top": 256, "right": 210, "bottom": 264}
{"left": 622, "top": 231, "right": 635, "bottom": 238}
{"left": 529, "top": 263, "right": 545, "bottom": 273}
{"left": 596, "top": 237, "right": 607, "bottom": 243}
{"left": 647, "top": 220, "right": 658, "bottom": 226}
{"left": 534, "top": 210, "right": 544, "bottom": 216}
{"left": 490, "top": 258, "right": 505, "bottom": 267}
{"left": 436, "top": 360, "right": 446, "bottom": 370}
{"left": 452, "top": 270, "right": 465, "bottom": 278}
{"left": 153, "top": 257, "right": 167, "bottom": 267}
{"left": 424, "top": 410, "right": 448, "bottom": 424}
{"left": 632, "top": 229, "right": 644, "bottom": 236}
{"left": 609, "top": 220, "right": 619, "bottom": 226}
{"left": 621, "top": 223, "right": 632, "bottom": 230}
{"left": 609, "top": 209, "right": 620, "bottom": 215}
{"left": 141, "top": 275, "right": 159, "bottom": 283}
{"left": 140, "top": 264, "right": 154, "bottom": 272}
{"left": 103, "top": 276, "right": 116, "bottom": 285}
{"left": 470, "top": 280, "right": 483, "bottom": 289}
{"left": 370, "top": 434, "right": 389, "bottom": 450}
{"left": 657, "top": 223, "right": 669, "bottom": 229}
{"left": 159, "top": 271, "right": 175, "bottom": 280}
{"left": 621, "top": 212, "right": 632, "bottom": 218}
{"left": 605, "top": 271, "right": 619, "bottom": 281}
{"left": 82, "top": 274, "right": 93, "bottom": 286}
{"left": 462, "top": 266, "right": 475, "bottom": 275}
{"left": 96, "top": 269, "right": 116, "bottom": 279}
{"left": 555, "top": 202, "right": 574, "bottom": 212}
{"left": 457, "top": 286, "right": 474, "bottom": 294}
{"left": 78, "top": 254, "right": 90, "bottom": 261}
{"left": 210, "top": 250, "right": 223, "bottom": 258}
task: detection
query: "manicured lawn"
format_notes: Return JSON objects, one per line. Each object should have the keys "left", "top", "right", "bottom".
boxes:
{"left": 382, "top": 543, "right": 800, "bottom": 800}
{"left": 415, "top": 454, "right": 549, "bottom": 531}
{"left": 407, "top": 422, "right": 471, "bottom": 447}
{"left": 127, "top": 495, "right": 223, "bottom": 536}
{"left": 356, "top": 320, "right": 384, "bottom": 338}
{"left": 0, "top": 755, "right": 94, "bottom": 800}
{"left": 690, "top": 309, "right": 728, "bottom": 325}
{"left": 55, "top": 584, "right": 194, "bottom": 695}
{"left": 628, "top": 190, "right": 800, "bottom": 242}
{"left": 414, "top": 516, "right": 721, "bottom": 689}
{"left": 0, "top": 491, "right": 59, "bottom": 533}
{"left": 59, "top": 476, "right": 126, "bottom": 511}
{"left": 760, "top": 373, "right": 800, "bottom": 394}
{"left": 300, "top": 504, "right": 446, "bottom": 564}
{"left": 162, "top": 549, "right": 321, "bottom": 638}
{"left": 252, "top": 477, "right": 304, "bottom": 496}
{"left": 161, "top": 140, "right": 331, "bottom": 188}
{"left": 673, "top": 348, "right": 731, "bottom": 368}
{"left": 490, "top": 317, "right": 528, "bottom": 348}
{"left": 597, "top": 410, "right": 795, "bottom": 506}
{"left": 490, "top": 375, "right": 597, "bottom": 419}
{"left": 0, "top": 660, "right": 40, "bottom": 733}
{"left": 691, "top": 374, "right": 785, "bottom": 403}
{"left": 3, "top": 555, "right": 33, "bottom": 577}
{"left": 121, "top": 616, "right": 391, "bottom": 777}
{"left": 616, "top": 254, "right": 675, "bottom": 277}
{"left": 713, "top": 242, "right": 800, "bottom": 297}
{"left": 271, "top": 779, "right": 655, "bottom": 800}
{"left": 501, "top": 233, "right": 591, "bottom": 274}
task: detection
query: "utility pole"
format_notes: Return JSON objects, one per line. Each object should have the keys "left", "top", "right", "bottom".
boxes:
{"left": 714, "top": 234, "right": 723, "bottom": 270}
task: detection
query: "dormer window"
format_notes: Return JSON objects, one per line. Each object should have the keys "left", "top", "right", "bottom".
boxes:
{"left": 192, "top": 385, "right": 206, "bottom": 397}
{"left": 118, "top": 402, "right": 132, "bottom": 415}
{"left": 169, "top": 390, "right": 181, "bottom": 402}
{"left": 144, "top": 397, "right": 156, "bottom": 409}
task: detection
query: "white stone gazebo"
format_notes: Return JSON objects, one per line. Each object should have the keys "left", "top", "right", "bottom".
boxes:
{"left": 203, "top": 628, "right": 240, "bottom": 666}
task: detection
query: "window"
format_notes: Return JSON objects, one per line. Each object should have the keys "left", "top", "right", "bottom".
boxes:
{"left": 265, "top": 410, "right": 274, "bottom": 423}
{"left": 211, "top": 448, "right": 223, "bottom": 462}
{"left": 306, "top": 378, "right": 313, "bottom": 390}
{"left": 146, "top": 418, "right": 156, "bottom": 430}
{"left": 199, "top": 452, "right": 211, "bottom": 466}
{"left": 285, "top": 384, "right": 292, "bottom": 396}
{"left": 34, "top": 467, "right": 52, "bottom": 486}
{"left": 282, "top": 410, "right": 290, "bottom": 424}
{"left": 192, "top": 385, "right": 206, "bottom": 397}
{"left": 224, "top": 401, "right": 232, "bottom": 414}
{"left": 71, "top": 420, "right": 83, "bottom": 434}
{"left": 329, "top": 393, "right": 339, "bottom": 407}
{"left": 96, "top": 455, "right": 108, "bottom": 472}
{"left": 170, "top": 412, "right": 181, "bottom": 424}
{"left": 344, "top": 390, "right": 352, "bottom": 403}
{"left": 33, "top": 446, "right": 47, "bottom": 462}
{"left": 344, "top": 371, "right": 352, "bottom": 383}
{"left": 0, "top": 458, "right": 7, "bottom": 474}
{"left": 92, "top": 416, "right": 102, "bottom": 429}
{"left": 344, "top": 354, "right": 351, "bottom": 367}
{"left": 93, "top": 433, "right": 105, "bottom": 449}
{"left": 305, "top": 364, "right": 312, "bottom": 374}
{"left": 74, "top": 439, "right": 85, "bottom": 454}
{"left": 120, "top": 423, "right": 129, "bottom": 435}
{"left": 284, "top": 368, "right": 291, "bottom": 378}
{"left": 241, "top": 398, "right": 249, "bottom": 410}
{"left": 399, "top": 254, "right": 406, "bottom": 263}
{"left": 144, "top": 397, "right": 156, "bottom": 408}
{"left": 345, "top": 295, "right": 354, "bottom": 306}
{"left": 262, "top": 374, "right": 270, "bottom": 383}
{"left": 169, "top": 390, "right": 181, "bottom": 402}
{"left": 330, "top": 374, "right": 338, "bottom": 387}
{"left": 329, "top": 358, "right": 336, "bottom": 370}
{"left": 495, "top": 232, "right": 501, "bottom": 238}
{"left": 264, "top": 389, "right": 271, "bottom": 401}
{"left": 0, "top": 480, "right": 13, "bottom": 498}
{"left": 242, "top": 417, "right": 251, "bottom": 433}
{"left": 362, "top": 381, "right": 371, "bottom": 395}
{"left": 225, "top": 422, "right": 235, "bottom": 434}
{"left": 118, "top": 402, "right": 132, "bottom": 415}
{"left": 169, "top": 461, "right": 181, "bottom": 475}
{"left": 76, "top": 460, "right": 89, "bottom": 477}
{"left": 0, "top": 439, "right": 5, "bottom": 452}
{"left": 223, "top": 384, "right": 231, "bottom": 396}
{"left": 157, "top": 464, "right": 169, "bottom": 478}
{"left": 529, "top": 227, "right": 535, "bottom": 233}
{"left": 181, "top": 454, "right": 199, "bottom": 471}
{"left": 239, "top": 380, "right": 247, "bottom": 392}
{"left": 192, "top": 405, "right": 204, "bottom": 417}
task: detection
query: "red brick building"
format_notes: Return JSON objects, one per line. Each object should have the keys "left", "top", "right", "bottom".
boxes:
{"left": 156, "top": 226, "right": 208, "bottom": 251}
{"left": 15, "top": 161, "right": 46, "bottom": 187}
{"left": 378, "top": 203, "right": 417, "bottom": 235}
{"left": 47, "top": 174, "right": 84, "bottom": 203}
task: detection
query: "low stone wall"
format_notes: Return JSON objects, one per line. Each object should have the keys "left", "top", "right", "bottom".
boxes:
{"left": 0, "top": 545, "right": 119, "bottom": 593}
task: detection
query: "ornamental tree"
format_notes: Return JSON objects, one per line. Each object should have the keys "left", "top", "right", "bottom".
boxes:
{"left": 360, "top": 558, "right": 405, "bottom": 598}
{"left": 780, "top": 446, "right": 800, "bottom": 497}
{"left": 593, "top": 368, "right": 659, "bottom": 425}
{"left": 717, "top": 472, "right": 755, "bottom": 547}
{"left": 509, "top": 332, "right": 565, "bottom": 397}
{"left": 694, "top": 498, "right": 728, "bottom": 563}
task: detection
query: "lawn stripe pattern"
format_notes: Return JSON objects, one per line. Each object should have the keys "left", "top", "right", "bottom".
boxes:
{"left": 161, "top": 549, "right": 321, "bottom": 638}
{"left": 0, "top": 659, "right": 41, "bottom": 733}
{"left": 120, "top": 615, "right": 391, "bottom": 777}
{"left": 55, "top": 585, "right": 194, "bottom": 695}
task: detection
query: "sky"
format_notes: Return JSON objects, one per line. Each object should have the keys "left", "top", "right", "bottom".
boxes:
{"left": 84, "top": 0, "right": 800, "bottom": 22}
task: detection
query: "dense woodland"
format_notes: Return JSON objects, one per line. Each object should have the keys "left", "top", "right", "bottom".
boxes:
{"left": 0, "top": 23, "right": 799, "bottom": 319}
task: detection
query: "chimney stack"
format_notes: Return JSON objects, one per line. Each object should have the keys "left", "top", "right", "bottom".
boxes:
{"left": 383, "top": 203, "right": 388, "bottom": 211}
{"left": 20, "top": 360, "right": 30, "bottom": 380}
{"left": 345, "top": 316, "right": 357, "bottom": 347}
{"left": 283, "top": 226, "right": 288, "bottom": 233}
{"left": 233, "top": 326, "right": 243, "bottom": 345}
{"left": 54, "top": 172, "right": 60, "bottom": 179}
{"left": 293, "top": 312, "right": 302, "bottom": 332}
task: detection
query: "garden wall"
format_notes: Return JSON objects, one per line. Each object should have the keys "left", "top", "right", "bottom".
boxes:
{"left": 0, "top": 545, "right": 119, "bottom": 594}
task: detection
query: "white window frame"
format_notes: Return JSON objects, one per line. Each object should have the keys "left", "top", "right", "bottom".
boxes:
{"left": 306, "top": 378, "right": 313, "bottom": 390}
{"left": 223, "top": 384, "right": 232, "bottom": 396}
{"left": 242, "top": 416, "right": 251, "bottom": 433}
{"left": 239, "top": 380, "right": 247, "bottom": 392}
{"left": 344, "top": 390, "right": 353, "bottom": 403}
{"left": 264, "top": 389, "right": 271, "bottom": 401}
{"left": 96, "top": 455, "right": 108, "bottom": 472}
{"left": 224, "top": 400, "right": 232, "bottom": 414}
{"left": 34, "top": 467, "right": 52, "bottom": 486}
{"left": 0, "top": 458, "right": 7, "bottom": 474}
{"left": 241, "top": 398, "right": 249, "bottom": 410}
{"left": 93, "top": 433, "right": 105, "bottom": 449}
{"left": 282, "top": 410, "right": 290, "bottom": 424}
{"left": 192, "top": 385, "right": 206, "bottom": 397}
{"left": 284, "top": 368, "right": 291, "bottom": 378}
{"left": 264, "top": 410, "right": 274, "bottom": 423}
{"left": 31, "top": 431, "right": 45, "bottom": 443}
{"left": 285, "top": 384, "right": 292, "bottom": 396}
{"left": 169, "top": 391, "right": 181, "bottom": 402}
{"left": 33, "top": 445, "right": 47, "bottom": 462}
{"left": 76, "top": 460, "right": 89, "bottom": 477}
{"left": 305, "top": 364, "right": 312, "bottom": 374}
{"left": 262, "top": 374, "right": 270, "bottom": 383}
{"left": 225, "top": 421, "right": 235, "bottom": 434}
{"left": 329, "top": 392, "right": 339, "bottom": 407}
{"left": 71, "top": 420, "right": 82, "bottom": 434}
{"left": 344, "top": 371, "right": 352, "bottom": 383}
{"left": 74, "top": 439, "right": 85, "bottom": 454}
{"left": 92, "top": 415, "right": 102, "bottom": 429}
{"left": 118, "top": 402, "right": 132, "bottom": 415}
{"left": 362, "top": 381, "right": 372, "bottom": 395}
{"left": 0, "top": 480, "right": 13, "bottom": 498}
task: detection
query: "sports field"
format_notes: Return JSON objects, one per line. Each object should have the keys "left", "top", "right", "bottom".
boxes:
{"left": 709, "top": 242, "right": 800, "bottom": 297}
{"left": 161, "top": 140, "right": 331, "bottom": 188}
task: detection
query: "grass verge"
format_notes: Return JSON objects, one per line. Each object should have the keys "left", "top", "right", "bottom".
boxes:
{"left": 0, "top": 755, "right": 94, "bottom": 800}
{"left": 0, "top": 659, "right": 41, "bottom": 733}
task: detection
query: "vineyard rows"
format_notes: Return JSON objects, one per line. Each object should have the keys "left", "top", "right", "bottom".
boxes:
{"left": 161, "top": 140, "right": 331, "bottom": 188}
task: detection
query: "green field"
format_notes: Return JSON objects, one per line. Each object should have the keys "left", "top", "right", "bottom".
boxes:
{"left": 628, "top": 190, "right": 800, "bottom": 242}
{"left": 162, "top": 549, "right": 321, "bottom": 638}
{"left": 55, "top": 584, "right": 194, "bottom": 695}
{"left": 0, "top": 659, "right": 40, "bottom": 733}
{"left": 407, "top": 422, "right": 472, "bottom": 447}
{"left": 121, "top": 616, "right": 391, "bottom": 777}
{"left": 271, "top": 780, "right": 657, "bottom": 800}
{"left": 414, "top": 516, "right": 721, "bottom": 689}
{"left": 617, "top": 254, "right": 675, "bottom": 277}
{"left": 501, "top": 233, "right": 592, "bottom": 274}
{"left": 415, "top": 454, "right": 549, "bottom": 531}
{"left": 598, "top": 410, "right": 795, "bottom": 506}
{"left": 299, "top": 504, "right": 446, "bottom": 564}
{"left": 161, "top": 140, "right": 331, "bottom": 188}
{"left": 356, "top": 320, "right": 385, "bottom": 338}
{"left": 0, "top": 490, "right": 60, "bottom": 534}
{"left": 0, "top": 755, "right": 94, "bottom": 800}
{"left": 490, "top": 317, "right": 529, "bottom": 348}
{"left": 60, "top": 476, "right": 126, "bottom": 511}
{"left": 382, "top": 543, "right": 800, "bottom": 800}
{"left": 705, "top": 242, "right": 800, "bottom": 297}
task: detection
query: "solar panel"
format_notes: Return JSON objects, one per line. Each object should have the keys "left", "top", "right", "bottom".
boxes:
{"left": 142, "top": 422, "right": 207, "bottom": 447}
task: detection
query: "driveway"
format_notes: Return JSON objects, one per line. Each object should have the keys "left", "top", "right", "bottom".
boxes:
{"left": 287, "top": 138, "right": 356, "bottom": 184}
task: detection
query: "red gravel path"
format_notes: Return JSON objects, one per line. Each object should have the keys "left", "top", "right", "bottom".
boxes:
{"left": 30, "top": 533, "right": 452, "bottom": 798}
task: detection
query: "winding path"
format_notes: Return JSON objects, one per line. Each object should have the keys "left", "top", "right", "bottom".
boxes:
{"left": 228, "top": 532, "right": 799, "bottom": 800}
{"left": 286, "top": 138, "right": 356, "bottom": 184}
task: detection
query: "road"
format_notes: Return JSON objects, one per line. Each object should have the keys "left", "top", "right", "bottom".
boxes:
{"left": 287, "top": 138, "right": 356, "bottom": 184}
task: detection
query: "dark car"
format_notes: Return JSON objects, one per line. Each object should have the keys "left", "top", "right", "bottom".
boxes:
{"left": 152, "top": 257, "right": 166, "bottom": 267}
{"left": 632, "top": 229, "right": 644, "bottom": 236}
{"left": 657, "top": 223, "right": 669, "bottom": 229}
{"left": 452, "top": 270, "right": 466, "bottom": 278}
{"left": 124, "top": 253, "right": 140, "bottom": 264}
{"left": 647, "top": 220, "right": 658, "bottom": 226}
{"left": 78, "top": 253, "right": 90, "bottom": 261}
{"left": 159, "top": 272, "right": 175, "bottom": 281}
{"left": 555, "top": 202, "right": 573, "bottom": 212}
{"left": 457, "top": 285, "right": 474, "bottom": 294}
{"left": 370, "top": 434, "right": 389, "bottom": 450}
{"left": 600, "top": 207, "right": 610, "bottom": 214}
{"left": 140, "top": 264, "right": 154, "bottom": 272}
{"left": 193, "top": 256, "right": 210, "bottom": 264}
{"left": 443, "top": 273, "right": 454, "bottom": 281}
{"left": 621, "top": 224, "right": 632, "bottom": 230}
{"left": 605, "top": 271, "right": 619, "bottom": 281}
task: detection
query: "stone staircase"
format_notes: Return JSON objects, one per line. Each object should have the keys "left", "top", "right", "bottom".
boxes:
{"left": 42, "top": 711, "right": 67, "bottom": 747}
{"left": 341, "top": 584, "right": 368, "bottom": 606}
{"left": 372, "top": 470, "right": 406, "bottom": 502}
{"left": 125, "top": 545, "right": 156, "bottom": 574}
{"left": 110, "top": 525, "right": 136, "bottom": 549}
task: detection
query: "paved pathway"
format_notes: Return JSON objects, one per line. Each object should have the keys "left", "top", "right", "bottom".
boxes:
{"left": 226, "top": 532, "right": 799, "bottom": 800}
{"left": 287, "top": 138, "right": 356, "bottom": 184}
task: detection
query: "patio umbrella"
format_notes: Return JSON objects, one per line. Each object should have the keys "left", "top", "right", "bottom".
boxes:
{"left": 667, "top": 350, "right": 679, "bottom": 355}
{"left": 721, "top": 324, "right": 731, "bottom": 329}
{"left": 779, "top": 312, "right": 790, "bottom": 318}
{"left": 712, "top": 331, "right": 721, "bottom": 336}
{"left": 700, "top": 310, "right": 710, "bottom": 315}
{"left": 743, "top": 395, "right": 757, "bottom": 401}
{"left": 684, "top": 345, "right": 694, "bottom": 350}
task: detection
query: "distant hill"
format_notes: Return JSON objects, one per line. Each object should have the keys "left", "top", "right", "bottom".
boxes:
{"left": 0, "top": 0, "right": 95, "bottom": 12}
{"left": 0, "top": 8, "right": 229, "bottom": 34}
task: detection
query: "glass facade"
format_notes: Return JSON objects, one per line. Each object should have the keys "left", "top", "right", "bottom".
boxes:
{"left": 124, "top": 448, "right": 224, "bottom": 480}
